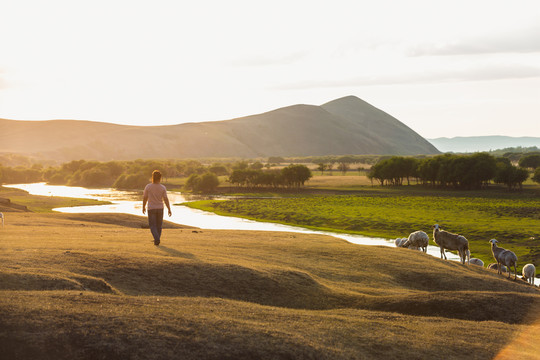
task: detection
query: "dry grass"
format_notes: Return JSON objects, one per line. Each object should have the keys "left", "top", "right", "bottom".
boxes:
{"left": 306, "top": 174, "right": 373, "bottom": 188}
{"left": 1, "top": 212, "right": 539, "bottom": 359}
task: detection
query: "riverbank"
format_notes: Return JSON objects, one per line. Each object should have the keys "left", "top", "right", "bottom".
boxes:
{"left": 185, "top": 189, "right": 540, "bottom": 271}
{"left": 1, "top": 212, "right": 539, "bottom": 359}
{"left": 0, "top": 185, "right": 110, "bottom": 212}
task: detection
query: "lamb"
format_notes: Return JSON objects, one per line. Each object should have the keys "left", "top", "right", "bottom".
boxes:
{"left": 487, "top": 263, "right": 507, "bottom": 273}
{"left": 489, "top": 239, "right": 518, "bottom": 280}
{"left": 401, "top": 231, "right": 429, "bottom": 253}
{"left": 522, "top": 264, "right": 536, "bottom": 286}
{"left": 432, "top": 224, "right": 470, "bottom": 265}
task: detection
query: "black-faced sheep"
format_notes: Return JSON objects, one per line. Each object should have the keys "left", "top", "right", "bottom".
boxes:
{"left": 401, "top": 231, "right": 429, "bottom": 253}
{"left": 522, "top": 263, "right": 536, "bottom": 286}
{"left": 432, "top": 224, "right": 470, "bottom": 265}
{"left": 489, "top": 239, "right": 518, "bottom": 280}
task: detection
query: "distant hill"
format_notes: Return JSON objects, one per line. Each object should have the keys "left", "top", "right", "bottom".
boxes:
{"left": 428, "top": 136, "right": 540, "bottom": 153}
{"left": 0, "top": 96, "right": 439, "bottom": 162}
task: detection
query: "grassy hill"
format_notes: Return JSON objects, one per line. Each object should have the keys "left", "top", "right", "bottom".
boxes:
{"left": 0, "top": 96, "right": 439, "bottom": 162}
{"left": 1, "top": 212, "right": 538, "bottom": 359}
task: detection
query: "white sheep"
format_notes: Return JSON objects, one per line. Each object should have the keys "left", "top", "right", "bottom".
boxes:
{"left": 487, "top": 263, "right": 507, "bottom": 273}
{"left": 0, "top": 212, "right": 3, "bottom": 228}
{"left": 469, "top": 258, "right": 484, "bottom": 267}
{"left": 465, "top": 250, "right": 484, "bottom": 267}
{"left": 522, "top": 264, "right": 536, "bottom": 286}
{"left": 432, "top": 224, "right": 470, "bottom": 265}
{"left": 401, "top": 231, "right": 429, "bottom": 253}
{"left": 489, "top": 239, "right": 518, "bottom": 280}
{"left": 394, "top": 238, "right": 408, "bottom": 247}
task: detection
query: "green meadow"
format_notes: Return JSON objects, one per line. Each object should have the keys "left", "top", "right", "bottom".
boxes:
{"left": 186, "top": 185, "right": 540, "bottom": 270}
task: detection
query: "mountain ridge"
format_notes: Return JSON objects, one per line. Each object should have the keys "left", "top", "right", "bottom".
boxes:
{"left": 428, "top": 136, "right": 540, "bottom": 153}
{"left": 1, "top": 96, "right": 440, "bottom": 161}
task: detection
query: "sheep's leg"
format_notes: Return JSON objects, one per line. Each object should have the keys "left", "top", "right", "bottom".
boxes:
{"left": 440, "top": 247, "right": 446, "bottom": 260}
{"left": 458, "top": 249, "right": 464, "bottom": 264}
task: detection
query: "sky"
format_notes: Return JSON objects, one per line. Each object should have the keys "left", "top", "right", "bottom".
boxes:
{"left": 1, "top": 0, "right": 539, "bottom": 139}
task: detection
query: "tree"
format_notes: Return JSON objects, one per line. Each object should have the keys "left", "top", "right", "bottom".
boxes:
{"left": 518, "top": 154, "right": 540, "bottom": 169}
{"left": 209, "top": 164, "right": 228, "bottom": 176}
{"left": 249, "top": 161, "right": 264, "bottom": 171}
{"left": 532, "top": 168, "right": 540, "bottom": 184}
{"left": 197, "top": 172, "right": 220, "bottom": 193}
{"left": 337, "top": 162, "right": 350, "bottom": 175}
{"left": 494, "top": 159, "right": 529, "bottom": 191}
{"left": 281, "top": 164, "right": 312, "bottom": 187}
{"left": 326, "top": 162, "right": 334, "bottom": 175}
{"left": 184, "top": 174, "right": 201, "bottom": 191}
{"left": 268, "top": 156, "right": 285, "bottom": 164}
{"left": 317, "top": 163, "right": 327, "bottom": 175}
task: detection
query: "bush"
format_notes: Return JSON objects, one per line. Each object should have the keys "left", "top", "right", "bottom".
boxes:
{"left": 184, "top": 172, "right": 219, "bottom": 193}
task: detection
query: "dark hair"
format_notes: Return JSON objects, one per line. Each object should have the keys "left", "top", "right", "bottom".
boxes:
{"left": 151, "top": 170, "right": 162, "bottom": 184}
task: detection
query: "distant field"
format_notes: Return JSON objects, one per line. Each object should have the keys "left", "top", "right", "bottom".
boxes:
{"left": 186, "top": 190, "right": 540, "bottom": 269}
{"left": 306, "top": 174, "right": 374, "bottom": 188}
{"left": 1, "top": 212, "right": 539, "bottom": 359}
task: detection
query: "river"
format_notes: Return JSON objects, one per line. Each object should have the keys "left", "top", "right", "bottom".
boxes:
{"left": 4, "top": 182, "right": 461, "bottom": 260}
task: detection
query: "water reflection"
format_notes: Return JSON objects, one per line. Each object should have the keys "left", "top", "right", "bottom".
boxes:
{"left": 4, "top": 183, "right": 460, "bottom": 259}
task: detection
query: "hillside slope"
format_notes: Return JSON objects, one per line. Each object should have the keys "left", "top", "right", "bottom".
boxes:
{"left": 0, "top": 96, "right": 439, "bottom": 161}
{"left": 0, "top": 213, "right": 539, "bottom": 359}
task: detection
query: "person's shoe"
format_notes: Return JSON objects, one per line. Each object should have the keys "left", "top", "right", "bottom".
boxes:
{"left": 154, "top": 240, "right": 160, "bottom": 246}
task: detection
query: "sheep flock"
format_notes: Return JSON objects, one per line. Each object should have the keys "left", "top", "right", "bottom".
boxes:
{"left": 393, "top": 225, "right": 537, "bottom": 286}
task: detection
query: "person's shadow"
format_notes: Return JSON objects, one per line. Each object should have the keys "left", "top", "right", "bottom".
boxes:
{"left": 158, "top": 246, "right": 197, "bottom": 260}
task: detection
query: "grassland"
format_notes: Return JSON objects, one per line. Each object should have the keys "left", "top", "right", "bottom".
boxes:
{"left": 185, "top": 178, "right": 540, "bottom": 271}
{"left": 1, "top": 211, "right": 539, "bottom": 359}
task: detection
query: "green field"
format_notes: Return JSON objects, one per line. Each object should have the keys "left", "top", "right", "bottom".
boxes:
{"left": 186, "top": 189, "right": 540, "bottom": 269}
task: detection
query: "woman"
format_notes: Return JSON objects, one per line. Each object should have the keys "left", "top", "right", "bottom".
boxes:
{"left": 142, "top": 170, "right": 172, "bottom": 245}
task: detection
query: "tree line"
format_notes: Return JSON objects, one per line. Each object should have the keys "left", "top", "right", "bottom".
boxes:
{"left": 368, "top": 153, "right": 540, "bottom": 190}
{"left": 0, "top": 159, "right": 213, "bottom": 190}
{"left": 0, "top": 159, "right": 313, "bottom": 193}
{"left": 226, "top": 165, "right": 312, "bottom": 189}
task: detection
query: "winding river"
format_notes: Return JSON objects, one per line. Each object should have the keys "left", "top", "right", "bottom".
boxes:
{"left": 4, "top": 183, "right": 461, "bottom": 260}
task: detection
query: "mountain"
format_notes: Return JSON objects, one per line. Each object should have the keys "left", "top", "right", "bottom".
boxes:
{"left": 0, "top": 96, "right": 439, "bottom": 162}
{"left": 428, "top": 136, "right": 540, "bottom": 153}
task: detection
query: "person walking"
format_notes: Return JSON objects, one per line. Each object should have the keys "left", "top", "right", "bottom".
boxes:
{"left": 142, "top": 170, "right": 172, "bottom": 245}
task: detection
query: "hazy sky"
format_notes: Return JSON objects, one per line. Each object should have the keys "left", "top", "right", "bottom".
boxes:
{"left": 1, "top": 0, "right": 539, "bottom": 138}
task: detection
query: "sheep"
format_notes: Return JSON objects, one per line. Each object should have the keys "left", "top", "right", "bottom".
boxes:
{"left": 469, "top": 258, "right": 484, "bottom": 267}
{"left": 394, "top": 238, "right": 408, "bottom": 247}
{"left": 401, "top": 231, "right": 429, "bottom": 253}
{"left": 522, "top": 264, "right": 536, "bottom": 286}
{"left": 465, "top": 250, "right": 484, "bottom": 267}
{"left": 0, "top": 212, "right": 3, "bottom": 228}
{"left": 487, "top": 263, "right": 507, "bottom": 273}
{"left": 489, "top": 239, "right": 518, "bottom": 280}
{"left": 432, "top": 224, "right": 470, "bottom": 265}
